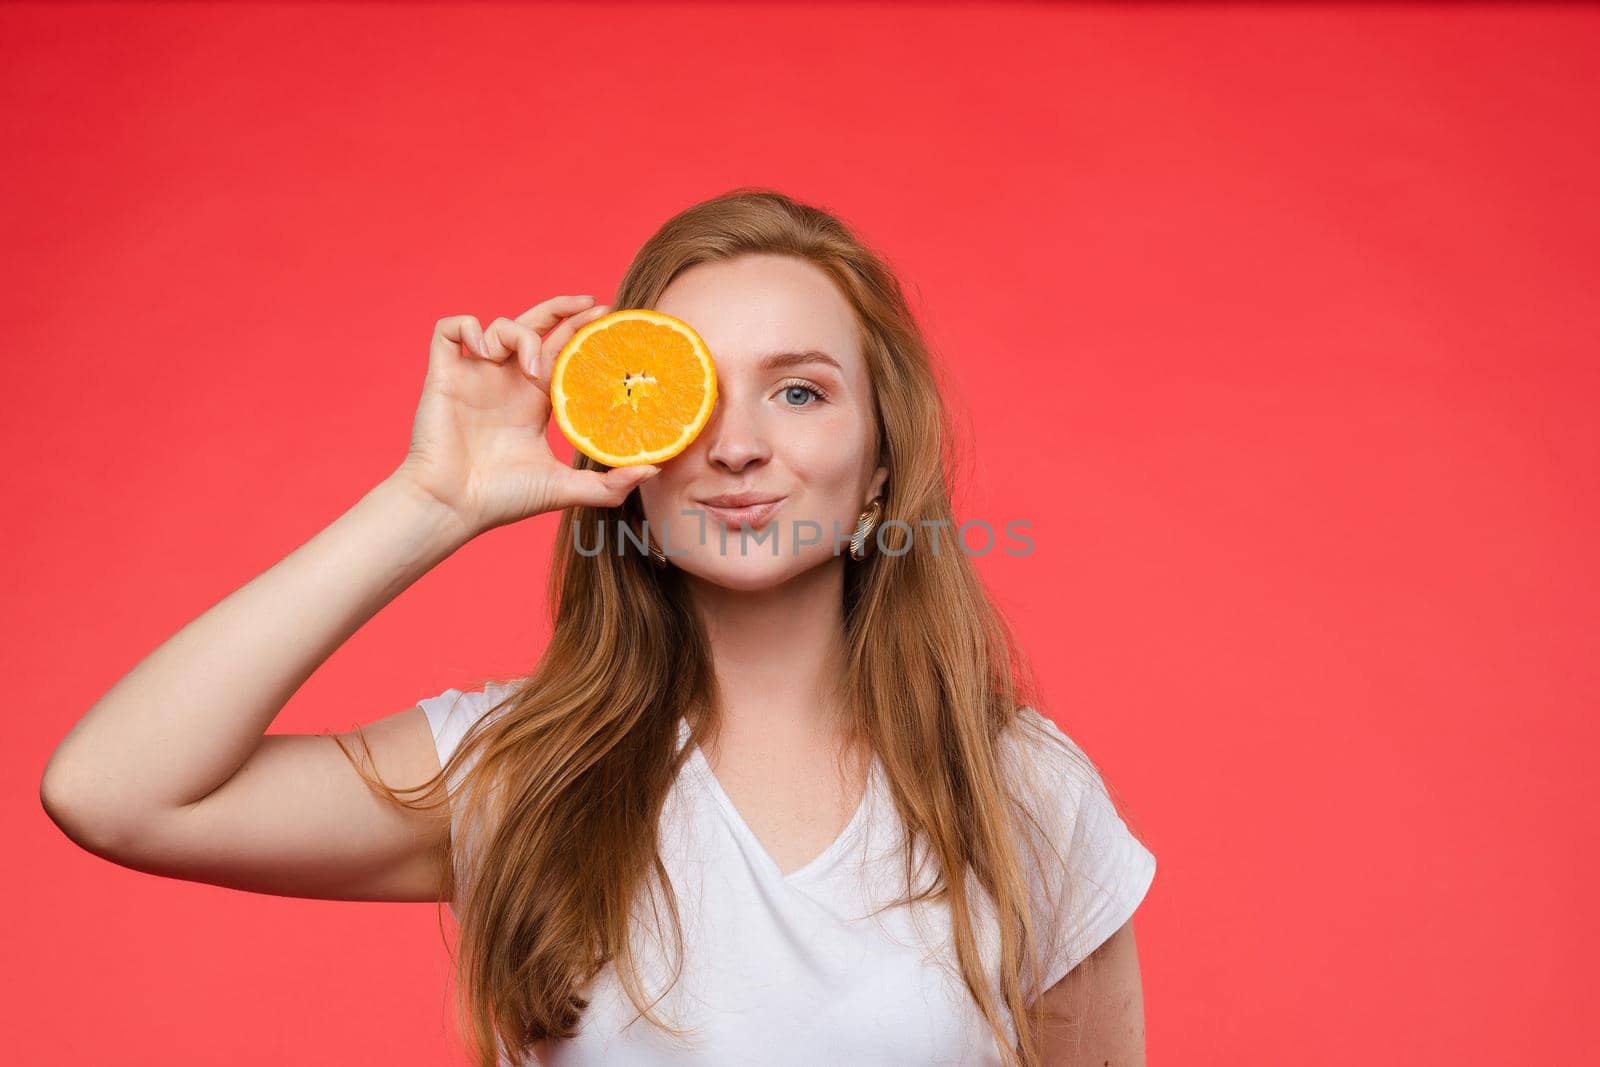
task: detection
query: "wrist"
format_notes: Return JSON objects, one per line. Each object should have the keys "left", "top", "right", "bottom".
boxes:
{"left": 376, "top": 469, "right": 480, "bottom": 549}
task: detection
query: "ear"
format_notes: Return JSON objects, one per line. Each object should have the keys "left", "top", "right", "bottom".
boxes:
{"left": 868, "top": 463, "right": 889, "bottom": 504}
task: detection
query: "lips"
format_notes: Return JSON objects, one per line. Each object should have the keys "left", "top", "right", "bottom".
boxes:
{"left": 697, "top": 497, "right": 785, "bottom": 529}
{"left": 697, "top": 492, "right": 784, "bottom": 508}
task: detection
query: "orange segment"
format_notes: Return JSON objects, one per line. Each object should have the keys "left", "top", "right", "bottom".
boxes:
{"left": 551, "top": 309, "right": 718, "bottom": 467}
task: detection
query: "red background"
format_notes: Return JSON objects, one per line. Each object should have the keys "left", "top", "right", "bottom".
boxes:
{"left": 6, "top": 3, "right": 1594, "bottom": 1064}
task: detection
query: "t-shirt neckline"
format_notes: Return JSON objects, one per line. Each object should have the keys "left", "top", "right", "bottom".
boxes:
{"left": 678, "top": 716, "right": 880, "bottom": 887}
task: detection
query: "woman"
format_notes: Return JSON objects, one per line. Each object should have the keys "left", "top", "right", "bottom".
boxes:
{"left": 41, "top": 189, "right": 1156, "bottom": 1066}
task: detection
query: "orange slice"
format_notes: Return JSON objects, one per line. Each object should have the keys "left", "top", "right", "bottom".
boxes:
{"left": 550, "top": 309, "right": 718, "bottom": 467}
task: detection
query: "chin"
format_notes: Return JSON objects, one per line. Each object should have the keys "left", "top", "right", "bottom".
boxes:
{"left": 679, "top": 550, "right": 812, "bottom": 592}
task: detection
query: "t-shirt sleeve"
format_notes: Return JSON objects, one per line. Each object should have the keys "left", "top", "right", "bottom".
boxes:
{"left": 1008, "top": 706, "right": 1158, "bottom": 996}
{"left": 418, "top": 682, "right": 513, "bottom": 786}
{"left": 416, "top": 681, "right": 517, "bottom": 893}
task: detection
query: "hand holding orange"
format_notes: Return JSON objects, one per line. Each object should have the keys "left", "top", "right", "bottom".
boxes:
{"left": 395, "top": 295, "right": 680, "bottom": 536}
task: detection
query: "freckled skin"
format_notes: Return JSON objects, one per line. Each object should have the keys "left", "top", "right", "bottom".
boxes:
{"left": 640, "top": 253, "right": 888, "bottom": 592}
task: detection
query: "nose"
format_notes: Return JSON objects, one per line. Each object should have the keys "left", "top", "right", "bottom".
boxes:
{"left": 702, "top": 392, "right": 771, "bottom": 474}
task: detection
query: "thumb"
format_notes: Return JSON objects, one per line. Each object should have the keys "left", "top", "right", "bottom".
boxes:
{"left": 558, "top": 464, "right": 661, "bottom": 509}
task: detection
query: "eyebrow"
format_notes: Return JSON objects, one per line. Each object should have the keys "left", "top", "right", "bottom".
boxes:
{"left": 754, "top": 349, "right": 845, "bottom": 374}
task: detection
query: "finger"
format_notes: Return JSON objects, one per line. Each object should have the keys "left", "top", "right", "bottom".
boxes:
{"left": 482, "top": 317, "right": 542, "bottom": 376}
{"left": 435, "top": 314, "right": 489, "bottom": 360}
{"left": 554, "top": 463, "right": 661, "bottom": 510}
{"left": 540, "top": 303, "right": 613, "bottom": 382}
{"left": 513, "top": 294, "right": 599, "bottom": 335}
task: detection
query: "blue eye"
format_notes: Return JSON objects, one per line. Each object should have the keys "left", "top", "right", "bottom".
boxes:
{"left": 778, "top": 379, "right": 828, "bottom": 407}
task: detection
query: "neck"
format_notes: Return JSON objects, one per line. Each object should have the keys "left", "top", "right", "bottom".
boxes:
{"left": 685, "top": 556, "right": 855, "bottom": 753}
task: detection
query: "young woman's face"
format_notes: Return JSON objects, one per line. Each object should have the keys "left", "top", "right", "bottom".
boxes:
{"left": 639, "top": 252, "right": 889, "bottom": 592}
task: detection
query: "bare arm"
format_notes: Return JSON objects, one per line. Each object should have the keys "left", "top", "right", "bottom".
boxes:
{"left": 1021, "top": 919, "right": 1147, "bottom": 1066}
{"left": 38, "top": 299, "right": 658, "bottom": 902}
{"left": 39, "top": 472, "right": 472, "bottom": 845}
{"left": 40, "top": 299, "right": 659, "bottom": 902}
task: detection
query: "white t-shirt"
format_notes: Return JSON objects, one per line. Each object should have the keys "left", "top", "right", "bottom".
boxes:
{"left": 420, "top": 683, "right": 1156, "bottom": 1066}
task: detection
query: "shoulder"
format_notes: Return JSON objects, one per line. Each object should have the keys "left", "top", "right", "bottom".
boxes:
{"left": 999, "top": 705, "right": 1158, "bottom": 989}
{"left": 998, "top": 703, "right": 1147, "bottom": 854}
{"left": 418, "top": 680, "right": 519, "bottom": 782}
{"left": 998, "top": 705, "right": 1104, "bottom": 815}
{"left": 415, "top": 680, "right": 522, "bottom": 899}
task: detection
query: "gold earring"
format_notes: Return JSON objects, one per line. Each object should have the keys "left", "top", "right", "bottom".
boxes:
{"left": 850, "top": 497, "right": 884, "bottom": 561}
